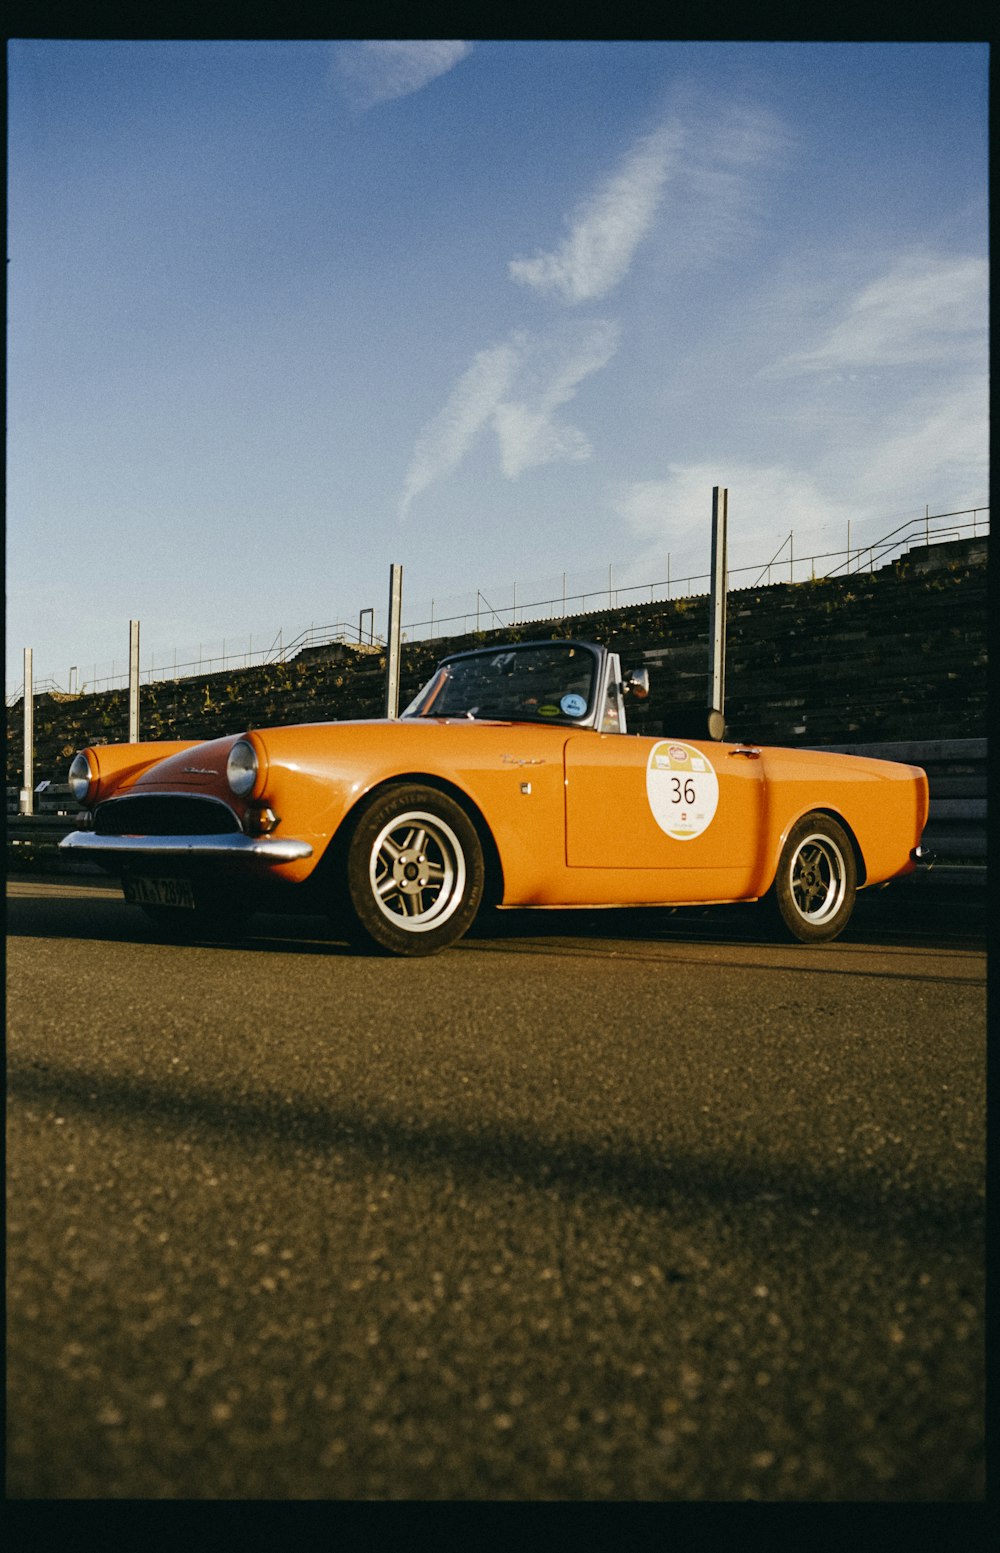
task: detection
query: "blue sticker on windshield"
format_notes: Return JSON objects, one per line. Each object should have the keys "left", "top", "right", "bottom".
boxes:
{"left": 560, "top": 693, "right": 587, "bottom": 717}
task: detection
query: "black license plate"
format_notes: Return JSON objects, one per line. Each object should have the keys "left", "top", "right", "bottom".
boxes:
{"left": 123, "top": 875, "right": 196, "bottom": 909}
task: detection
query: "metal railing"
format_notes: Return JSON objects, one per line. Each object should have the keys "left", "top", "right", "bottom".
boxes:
{"left": 6, "top": 506, "right": 987, "bottom": 705}
{"left": 4, "top": 621, "right": 379, "bottom": 706}
{"left": 751, "top": 507, "right": 986, "bottom": 587}
{"left": 400, "top": 508, "right": 988, "bottom": 641}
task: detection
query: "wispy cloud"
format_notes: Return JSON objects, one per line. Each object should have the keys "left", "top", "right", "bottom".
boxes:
{"left": 400, "top": 321, "right": 620, "bottom": 516}
{"left": 614, "top": 463, "right": 855, "bottom": 584}
{"left": 494, "top": 321, "right": 620, "bottom": 477}
{"left": 766, "top": 254, "right": 987, "bottom": 377}
{"left": 400, "top": 338, "right": 522, "bottom": 518}
{"left": 853, "top": 375, "right": 988, "bottom": 507}
{"left": 663, "top": 102, "right": 792, "bottom": 268}
{"left": 614, "top": 366, "right": 989, "bottom": 585}
{"left": 332, "top": 41, "right": 472, "bottom": 111}
{"left": 401, "top": 92, "right": 793, "bottom": 519}
{"left": 508, "top": 99, "right": 790, "bottom": 306}
{"left": 508, "top": 123, "right": 685, "bottom": 305}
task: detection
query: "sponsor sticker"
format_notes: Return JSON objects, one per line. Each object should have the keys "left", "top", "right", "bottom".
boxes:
{"left": 646, "top": 741, "right": 719, "bottom": 840}
{"left": 560, "top": 693, "right": 588, "bottom": 717}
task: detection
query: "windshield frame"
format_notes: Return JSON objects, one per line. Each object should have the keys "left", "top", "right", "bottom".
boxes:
{"left": 402, "top": 639, "right": 610, "bottom": 730}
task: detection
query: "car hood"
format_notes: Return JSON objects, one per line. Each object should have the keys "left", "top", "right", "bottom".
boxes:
{"left": 131, "top": 735, "right": 243, "bottom": 789}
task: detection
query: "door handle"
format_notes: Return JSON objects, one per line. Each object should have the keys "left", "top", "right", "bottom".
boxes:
{"left": 729, "top": 746, "right": 761, "bottom": 759}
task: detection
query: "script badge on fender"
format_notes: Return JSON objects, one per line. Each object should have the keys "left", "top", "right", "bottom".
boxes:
{"left": 646, "top": 741, "right": 720, "bottom": 840}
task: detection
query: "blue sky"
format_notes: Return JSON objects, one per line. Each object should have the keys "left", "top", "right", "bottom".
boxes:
{"left": 6, "top": 40, "right": 989, "bottom": 693}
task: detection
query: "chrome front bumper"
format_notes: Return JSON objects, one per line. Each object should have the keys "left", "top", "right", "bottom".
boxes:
{"left": 59, "top": 831, "right": 314, "bottom": 862}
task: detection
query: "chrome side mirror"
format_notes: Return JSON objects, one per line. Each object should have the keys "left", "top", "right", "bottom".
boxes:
{"left": 622, "top": 667, "right": 650, "bottom": 700}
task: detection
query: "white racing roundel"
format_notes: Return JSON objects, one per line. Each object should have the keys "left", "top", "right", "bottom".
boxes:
{"left": 646, "top": 741, "right": 719, "bottom": 840}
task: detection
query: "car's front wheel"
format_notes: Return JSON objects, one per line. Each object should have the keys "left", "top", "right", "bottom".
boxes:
{"left": 342, "top": 785, "right": 485, "bottom": 956}
{"left": 766, "top": 812, "right": 857, "bottom": 943}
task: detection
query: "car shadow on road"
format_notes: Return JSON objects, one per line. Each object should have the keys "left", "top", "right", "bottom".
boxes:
{"left": 5, "top": 891, "right": 358, "bottom": 957}
{"left": 6, "top": 1054, "right": 985, "bottom": 1258}
{"left": 469, "top": 893, "right": 987, "bottom": 952}
{"left": 6, "top": 887, "right": 985, "bottom": 972}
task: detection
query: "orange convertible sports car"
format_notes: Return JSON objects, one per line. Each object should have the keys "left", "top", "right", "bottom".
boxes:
{"left": 61, "top": 638, "right": 929, "bottom": 956}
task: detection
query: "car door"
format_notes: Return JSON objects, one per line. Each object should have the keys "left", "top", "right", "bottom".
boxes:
{"left": 564, "top": 732, "right": 765, "bottom": 900}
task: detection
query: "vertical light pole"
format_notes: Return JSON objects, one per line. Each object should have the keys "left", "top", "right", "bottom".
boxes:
{"left": 22, "top": 648, "right": 34, "bottom": 815}
{"left": 384, "top": 565, "right": 403, "bottom": 718}
{"left": 708, "top": 487, "right": 728, "bottom": 722}
{"left": 128, "top": 620, "right": 141, "bottom": 743}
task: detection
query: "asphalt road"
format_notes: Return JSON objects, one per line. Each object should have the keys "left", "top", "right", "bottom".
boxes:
{"left": 6, "top": 878, "right": 986, "bottom": 1500}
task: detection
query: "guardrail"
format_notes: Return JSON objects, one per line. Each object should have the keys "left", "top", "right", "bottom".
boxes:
{"left": 6, "top": 813, "right": 100, "bottom": 874}
{"left": 8, "top": 813, "right": 79, "bottom": 840}
{"left": 8, "top": 740, "right": 985, "bottom": 879}
{"left": 6, "top": 783, "right": 77, "bottom": 818}
{"left": 811, "top": 738, "right": 987, "bottom": 864}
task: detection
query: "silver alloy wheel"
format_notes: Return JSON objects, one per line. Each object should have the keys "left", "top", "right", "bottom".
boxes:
{"left": 787, "top": 831, "right": 848, "bottom": 926}
{"left": 368, "top": 809, "right": 467, "bottom": 933}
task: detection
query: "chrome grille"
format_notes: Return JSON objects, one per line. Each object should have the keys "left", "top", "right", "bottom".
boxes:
{"left": 94, "top": 794, "right": 241, "bottom": 837}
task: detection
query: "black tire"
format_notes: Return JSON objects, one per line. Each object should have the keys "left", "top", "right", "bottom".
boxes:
{"left": 342, "top": 785, "right": 485, "bottom": 957}
{"left": 766, "top": 812, "right": 857, "bottom": 943}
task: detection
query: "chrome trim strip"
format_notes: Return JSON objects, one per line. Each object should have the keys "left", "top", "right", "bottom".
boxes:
{"left": 598, "top": 651, "right": 623, "bottom": 735}
{"left": 59, "top": 831, "right": 313, "bottom": 861}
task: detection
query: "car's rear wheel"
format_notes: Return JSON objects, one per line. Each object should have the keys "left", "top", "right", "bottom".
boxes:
{"left": 766, "top": 812, "right": 857, "bottom": 943}
{"left": 343, "top": 785, "right": 485, "bottom": 956}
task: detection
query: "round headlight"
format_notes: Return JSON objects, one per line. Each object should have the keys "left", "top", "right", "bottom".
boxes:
{"left": 226, "top": 738, "right": 259, "bottom": 797}
{"left": 68, "top": 751, "right": 94, "bottom": 803}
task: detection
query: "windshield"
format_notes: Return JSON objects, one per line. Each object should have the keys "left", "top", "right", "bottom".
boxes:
{"left": 403, "top": 642, "right": 599, "bottom": 725}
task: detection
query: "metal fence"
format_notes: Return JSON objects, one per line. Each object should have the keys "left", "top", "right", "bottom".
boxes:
{"left": 6, "top": 505, "right": 988, "bottom": 705}
{"left": 401, "top": 507, "right": 988, "bottom": 640}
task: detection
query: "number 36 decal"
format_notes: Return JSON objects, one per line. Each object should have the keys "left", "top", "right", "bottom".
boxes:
{"left": 646, "top": 742, "right": 720, "bottom": 840}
